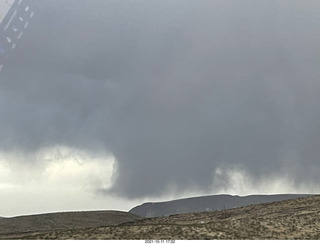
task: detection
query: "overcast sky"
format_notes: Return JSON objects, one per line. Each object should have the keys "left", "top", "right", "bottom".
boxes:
{"left": 1, "top": 0, "right": 320, "bottom": 217}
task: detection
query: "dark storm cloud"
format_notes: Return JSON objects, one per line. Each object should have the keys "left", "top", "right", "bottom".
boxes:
{"left": 1, "top": 0, "right": 320, "bottom": 198}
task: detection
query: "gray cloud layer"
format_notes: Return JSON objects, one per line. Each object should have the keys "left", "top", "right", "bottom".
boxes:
{"left": 1, "top": 0, "right": 320, "bottom": 199}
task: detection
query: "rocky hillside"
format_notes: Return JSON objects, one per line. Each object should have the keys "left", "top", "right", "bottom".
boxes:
{"left": 0, "top": 211, "right": 143, "bottom": 238}
{"left": 1, "top": 196, "right": 320, "bottom": 240}
{"left": 1, "top": 195, "right": 320, "bottom": 240}
{"left": 130, "top": 194, "right": 312, "bottom": 217}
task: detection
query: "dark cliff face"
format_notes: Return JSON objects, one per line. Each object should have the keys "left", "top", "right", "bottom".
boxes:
{"left": 129, "top": 194, "right": 313, "bottom": 217}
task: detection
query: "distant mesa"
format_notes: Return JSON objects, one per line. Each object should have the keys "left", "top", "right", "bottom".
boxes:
{"left": 129, "top": 194, "right": 313, "bottom": 218}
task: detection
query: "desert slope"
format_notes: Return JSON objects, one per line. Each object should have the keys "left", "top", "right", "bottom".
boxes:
{"left": 9, "top": 195, "right": 320, "bottom": 240}
{"left": 1, "top": 195, "right": 320, "bottom": 239}
{"left": 0, "top": 210, "right": 143, "bottom": 238}
{"left": 130, "top": 194, "right": 312, "bottom": 217}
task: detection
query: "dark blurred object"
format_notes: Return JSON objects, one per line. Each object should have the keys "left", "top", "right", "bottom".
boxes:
{"left": 0, "top": 0, "right": 35, "bottom": 65}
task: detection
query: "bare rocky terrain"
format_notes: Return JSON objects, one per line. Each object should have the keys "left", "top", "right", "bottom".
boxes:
{"left": 1, "top": 195, "right": 320, "bottom": 240}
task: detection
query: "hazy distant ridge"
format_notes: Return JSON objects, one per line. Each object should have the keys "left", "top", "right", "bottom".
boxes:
{"left": 130, "top": 194, "right": 312, "bottom": 217}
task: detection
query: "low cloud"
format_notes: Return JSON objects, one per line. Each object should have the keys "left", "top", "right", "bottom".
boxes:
{"left": 0, "top": 146, "right": 117, "bottom": 217}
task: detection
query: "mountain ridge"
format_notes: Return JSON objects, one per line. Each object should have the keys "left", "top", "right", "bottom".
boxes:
{"left": 130, "top": 194, "right": 313, "bottom": 217}
{"left": 2, "top": 195, "right": 320, "bottom": 239}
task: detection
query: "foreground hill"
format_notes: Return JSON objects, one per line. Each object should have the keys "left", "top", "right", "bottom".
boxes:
{"left": 130, "top": 194, "right": 313, "bottom": 217}
{"left": 1, "top": 195, "right": 320, "bottom": 239}
{"left": 0, "top": 211, "right": 143, "bottom": 239}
